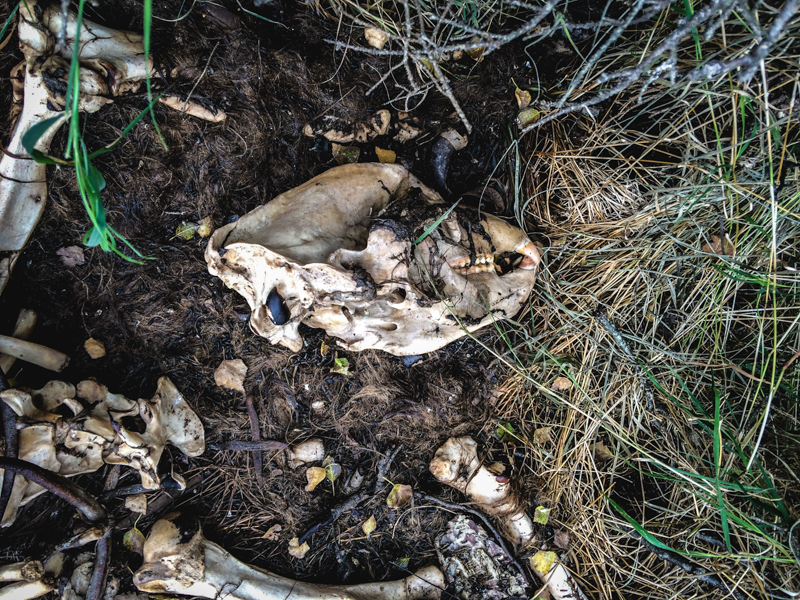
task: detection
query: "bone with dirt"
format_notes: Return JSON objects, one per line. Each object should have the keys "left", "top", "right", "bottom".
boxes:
{"left": 206, "top": 163, "right": 539, "bottom": 356}
{"left": 529, "top": 551, "right": 589, "bottom": 600}
{"left": 0, "top": 561, "right": 44, "bottom": 583}
{"left": 134, "top": 513, "right": 445, "bottom": 600}
{"left": 428, "top": 437, "right": 534, "bottom": 547}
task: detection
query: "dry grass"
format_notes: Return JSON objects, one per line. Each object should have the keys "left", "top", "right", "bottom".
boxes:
{"left": 486, "top": 6, "right": 800, "bottom": 599}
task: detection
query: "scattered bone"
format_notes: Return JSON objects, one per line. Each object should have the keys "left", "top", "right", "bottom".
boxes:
{"left": 529, "top": 551, "right": 588, "bottom": 600}
{"left": 372, "top": 110, "right": 392, "bottom": 135}
{"left": 286, "top": 439, "right": 325, "bottom": 469}
{"left": 0, "top": 377, "right": 204, "bottom": 526}
{"left": 84, "top": 338, "right": 106, "bottom": 359}
{"left": 206, "top": 164, "right": 539, "bottom": 356}
{"left": 0, "top": 561, "right": 44, "bottom": 583}
{"left": 133, "top": 513, "right": 445, "bottom": 600}
{"left": 365, "top": 27, "right": 390, "bottom": 49}
{"left": 429, "top": 437, "right": 534, "bottom": 546}
{"left": 0, "top": 335, "right": 69, "bottom": 372}
{"left": 159, "top": 96, "right": 227, "bottom": 123}
{"left": 214, "top": 359, "right": 247, "bottom": 393}
{"left": 0, "top": 309, "right": 36, "bottom": 374}
{"left": 0, "top": 579, "right": 54, "bottom": 600}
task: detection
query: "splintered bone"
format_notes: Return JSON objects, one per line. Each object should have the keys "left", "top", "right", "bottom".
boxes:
{"left": 134, "top": 513, "right": 444, "bottom": 600}
{"left": 0, "top": 377, "right": 204, "bottom": 526}
{"left": 206, "top": 163, "right": 539, "bottom": 356}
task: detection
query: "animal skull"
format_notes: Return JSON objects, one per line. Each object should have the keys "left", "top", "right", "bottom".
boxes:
{"left": 0, "top": 377, "right": 205, "bottom": 526}
{"left": 206, "top": 164, "right": 540, "bottom": 356}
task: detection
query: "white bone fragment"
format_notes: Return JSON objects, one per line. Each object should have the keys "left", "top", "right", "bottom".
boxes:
{"left": 429, "top": 437, "right": 533, "bottom": 547}
{"left": 0, "top": 579, "right": 54, "bottom": 600}
{"left": 159, "top": 96, "right": 226, "bottom": 122}
{"left": 0, "top": 377, "right": 204, "bottom": 526}
{"left": 286, "top": 439, "right": 325, "bottom": 469}
{"left": 0, "top": 561, "right": 44, "bottom": 582}
{"left": 0, "top": 335, "right": 69, "bottom": 372}
{"left": 0, "top": 309, "right": 37, "bottom": 373}
{"left": 530, "top": 551, "right": 588, "bottom": 600}
{"left": 133, "top": 514, "right": 444, "bottom": 600}
{"left": 206, "top": 163, "right": 539, "bottom": 356}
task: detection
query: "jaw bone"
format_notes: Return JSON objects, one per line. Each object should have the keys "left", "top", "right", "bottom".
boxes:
{"left": 133, "top": 513, "right": 445, "bottom": 600}
{"left": 0, "top": 377, "right": 205, "bottom": 527}
{"left": 206, "top": 163, "right": 540, "bottom": 356}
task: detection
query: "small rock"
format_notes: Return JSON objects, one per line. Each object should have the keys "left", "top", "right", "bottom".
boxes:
{"left": 84, "top": 338, "right": 106, "bottom": 359}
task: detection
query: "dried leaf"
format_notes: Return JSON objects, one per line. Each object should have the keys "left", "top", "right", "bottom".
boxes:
{"left": 197, "top": 217, "right": 214, "bottom": 238}
{"left": 517, "top": 107, "right": 541, "bottom": 128}
{"left": 465, "top": 44, "right": 486, "bottom": 62}
{"left": 320, "top": 340, "right": 330, "bottom": 357}
{"left": 375, "top": 147, "right": 397, "bottom": 163}
{"left": 533, "top": 426, "right": 552, "bottom": 445}
{"left": 593, "top": 440, "right": 614, "bottom": 462}
{"left": 387, "top": 483, "right": 412, "bottom": 508}
{"left": 175, "top": 222, "right": 197, "bottom": 240}
{"left": 331, "top": 143, "right": 360, "bottom": 165}
{"left": 84, "top": 338, "right": 106, "bottom": 359}
{"left": 214, "top": 358, "right": 247, "bottom": 392}
{"left": 554, "top": 529, "right": 571, "bottom": 550}
{"left": 331, "top": 354, "right": 350, "bottom": 376}
{"left": 362, "top": 515, "right": 377, "bottom": 537}
{"left": 57, "top": 246, "right": 85, "bottom": 267}
{"left": 305, "top": 466, "right": 327, "bottom": 492}
{"left": 123, "top": 527, "right": 145, "bottom": 555}
{"left": 288, "top": 537, "right": 310, "bottom": 559}
{"left": 702, "top": 234, "right": 735, "bottom": 256}
{"left": 534, "top": 505, "right": 551, "bottom": 525}
{"left": 262, "top": 524, "right": 282, "bottom": 540}
{"left": 364, "top": 27, "right": 389, "bottom": 49}
{"left": 124, "top": 493, "right": 147, "bottom": 515}
{"left": 515, "top": 87, "right": 532, "bottom": 110}
{"left": 551, "top": 376, "right": 572, "bottom": 392}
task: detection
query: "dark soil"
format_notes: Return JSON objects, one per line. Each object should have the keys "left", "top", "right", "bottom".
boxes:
{"left": 0, "top": 0, "right": 569, "bottom": 593}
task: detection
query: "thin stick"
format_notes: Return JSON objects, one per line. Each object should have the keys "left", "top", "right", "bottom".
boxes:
{"left": 208, "top": 440, "right": 287, "bottom": 452}
{"left": 244, "top": 394, "right": 264, "bottom": 487}
{"left": 85, "top": 527, "right": 112, "bottom": 600}
{"left": 0, "top": 457, "right": 106, "bottom": 523}
{"left": 0, "top": 335, "right": 69, "bottom": 372}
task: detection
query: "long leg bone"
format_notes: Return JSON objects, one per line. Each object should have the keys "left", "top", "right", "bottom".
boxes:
{"left": 134, "top": 513, "right": 445, "bottom": 600}
{"left": 0, "top": 309, "right": 37, "bottom": 374}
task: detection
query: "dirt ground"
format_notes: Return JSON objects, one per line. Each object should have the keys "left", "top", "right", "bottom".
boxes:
{"left": 0, "top": 0, "right": 568, "bottom": 594}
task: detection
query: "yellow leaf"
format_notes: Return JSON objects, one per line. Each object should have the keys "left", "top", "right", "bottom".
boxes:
{"left": 175, "top": 221, "right": 197, "bottom": 240}
{"left": 593, "top": 440, "right": 614, "bottom": 462}
{"left": 533, "top": 426, "right": 552, "bottom": 445}
{"left": 515, "top": 87, "right": 531, "bottom": 110}
{"left": 288, "top": 537, "right": 310, "bottom": 559}
{"left": 387, "top": 483, "right": 412, "bottom": 508}
{"left": 551, "top": 377, "right": 572, "bottom": 392}
{"left": 362, "top": 515, "right": 377, "bottom": 536}
{"left": 375, "top": 147, "right": 396, "bottom": 163}
{"left": 517, "top": 107, "right": 541, "bottom": 128}
{"left": 320, "top": 340, "right": 330, "bottom": 357}
{"left": 305, "top": 466, "right": 327, "bottom": 492}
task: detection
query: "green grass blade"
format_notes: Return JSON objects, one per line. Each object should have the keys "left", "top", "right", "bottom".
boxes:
{"left": 413, "top": 201, "right": 459, "bottom": 246}
{"left": 143, "top": 0, "right": 168, "bottom": 151}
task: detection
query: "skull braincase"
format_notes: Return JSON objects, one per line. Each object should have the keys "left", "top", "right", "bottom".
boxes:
{"left": 206, "top": 163, "right": 540, "bottom": 356}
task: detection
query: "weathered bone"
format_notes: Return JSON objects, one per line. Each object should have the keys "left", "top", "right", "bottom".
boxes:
{"left": 0, "top": 561, "right": 44, "bottom": 583}
{"left": 429, "top": 437, "right": 533, "bottom": 547}
{"left": 0, "top": 334, "right": 69, "bottom": 372}
{"left": 0, "top": 377, "right": 204, "bottom": 526}
{"left": 206, "top": 163, "right": 539, "bottom": 356}
{"left": 134, "top": 513, "right": 445, "bottom": 600}
{"left": 0, "top": 309, "right": 37, "bottom": 373}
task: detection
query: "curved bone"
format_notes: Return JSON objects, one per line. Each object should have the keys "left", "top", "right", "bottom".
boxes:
{"left": 206, "top": 163, "right": 539, "bottom": 356}
{"left": 429, "top": 437, "right": 533, "bottom": 547}
{"left": 0, "top": 309, "right": 37, "bottom": 373}
{"left": 134, "top": 513, "right": 444, "bottom": 600}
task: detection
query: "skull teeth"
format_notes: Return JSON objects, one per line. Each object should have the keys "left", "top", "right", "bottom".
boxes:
{"left": 516, "top": 241, "right": 541, "bottom": 270}
{"left": 448, "top": 253, "right": 496, "bottom": 274}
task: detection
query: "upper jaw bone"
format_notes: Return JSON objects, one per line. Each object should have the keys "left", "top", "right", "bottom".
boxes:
{"left": 133, "top": 513, "right": 445, "bottom": 600}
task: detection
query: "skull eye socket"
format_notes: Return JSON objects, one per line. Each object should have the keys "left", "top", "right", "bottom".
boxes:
{"left": 267, "top": 288, "right": 291, "bottom": 325}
